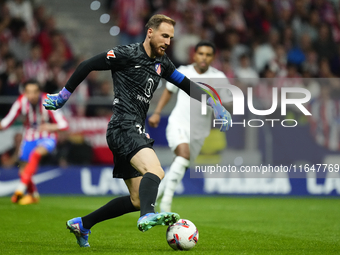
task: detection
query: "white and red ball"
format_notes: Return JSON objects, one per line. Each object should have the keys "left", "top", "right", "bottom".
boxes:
{"left": 166, "top": 219, "right": 199, "bottom": 251}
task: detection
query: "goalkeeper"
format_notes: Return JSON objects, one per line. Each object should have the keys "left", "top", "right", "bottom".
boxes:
{"left": 43, "top": 14, "right": 231, "bottom": 248}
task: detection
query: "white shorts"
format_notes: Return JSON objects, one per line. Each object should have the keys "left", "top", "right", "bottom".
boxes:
{"left": 166, "top": 121, "right": 205, "bottom": 161}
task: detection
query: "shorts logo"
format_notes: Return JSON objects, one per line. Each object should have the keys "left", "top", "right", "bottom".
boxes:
{"left": 155, "top": 63, "right": 161, "bottom": 75}
{"left": 107, "top": 50, "right": 116, "bottom": 59}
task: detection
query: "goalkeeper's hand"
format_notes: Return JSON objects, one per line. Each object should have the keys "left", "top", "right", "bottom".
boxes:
{"left": 207, "top": 97, "right": 231, "bottom": 132}
{"left": 43, "top": 87, "right": 71, "bottom": 110}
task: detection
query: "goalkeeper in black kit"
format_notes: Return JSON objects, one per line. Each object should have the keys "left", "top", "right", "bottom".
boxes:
{"left": 43, "top": 14, "right": 231, "bottom": 248}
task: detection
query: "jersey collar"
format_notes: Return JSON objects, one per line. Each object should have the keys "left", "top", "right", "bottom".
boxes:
{"left": 139, "top": 42, "right": 162, "bottom": 62}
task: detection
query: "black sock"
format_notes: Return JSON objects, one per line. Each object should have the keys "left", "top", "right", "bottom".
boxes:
{"left": 82, "top": 195, "right": 138, "bottom": 229}
{"left": 139, "top": 172, "right": 161, "bottom": 217}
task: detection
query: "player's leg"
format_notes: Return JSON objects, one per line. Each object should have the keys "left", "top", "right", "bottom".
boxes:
{"left": 124, "top": 176, "right": 141, "bottom": 209}
{"left": 16, "top": 136, "right": 58, "bottom": 205}
{"left": 11, "top": 162, "right": 27, "bottom": 203}
{"left": 130, "top": 147, "right": 163, "bottom": 215}
{"left": 11, "top": 139, "right": 45, "bottom": 203}
{"left": 157, "top": 123, "right": 187, "bottom": 200}
{"left": 156, "top": 168, "right": 168, "bottom": 200}
{"left": 158, "top": 124, "right": 190, "bottom": 212}
{"left": 160, "top": 143, "right": 190, "bottom": 212}
{"left": 18, "top": 180, "right": 40, "bottom": 205}
{"left": 26, "top": 179, "right": 38, "bottom": 196}
{"left": 81, "top": 177, "right": 141, "bottom": 229}
{"left": 15, "top": 138, "right": 56, "bottom": 204}
{"left": 66, "top": 177, "right": 141, "bottom": 248}
{"left": 130, "top": 148, "right": 180, "bottom": 231}
{"left": 17, "top": 145, "right": 48, "bottom": 204}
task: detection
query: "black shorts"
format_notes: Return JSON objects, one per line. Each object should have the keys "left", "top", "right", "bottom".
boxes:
{"left": 106, "top": 114, "right": 154, "bottom": 179}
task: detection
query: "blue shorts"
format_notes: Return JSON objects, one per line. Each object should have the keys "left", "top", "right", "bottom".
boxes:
{"left": 19, "top": 138, "right": 57, "bottom": 162}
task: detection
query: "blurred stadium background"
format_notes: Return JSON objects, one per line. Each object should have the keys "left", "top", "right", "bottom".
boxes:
{"left": 1, "top": 0, "right": 340, "bottom": 198}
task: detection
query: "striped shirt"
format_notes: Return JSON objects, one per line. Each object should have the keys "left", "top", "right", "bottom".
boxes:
{"left": 1, "top": 93, "right": 68, "bottom": 141}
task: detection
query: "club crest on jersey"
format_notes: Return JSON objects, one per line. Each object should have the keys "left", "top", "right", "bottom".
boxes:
{"left": 155, "top": 63, "right": 161, "bottom": 75}
{"left": 107, "top": 50, "right": 116, "bottom": 59}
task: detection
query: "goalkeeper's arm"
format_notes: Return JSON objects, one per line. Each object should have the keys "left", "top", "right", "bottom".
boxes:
{"left": 43, "top": 53, "right": 111, "bottom": 110}
{"left": 166, "top": 70, "right": 232, "bottom": 131}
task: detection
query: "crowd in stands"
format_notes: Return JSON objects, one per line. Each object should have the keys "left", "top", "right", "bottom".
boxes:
{"left": 0, "top": 0, "right": 113, "bottom": 119}
{"left": 1, "top": 0, "right": 340, "bottom": 109}
{"left": 109, "top": 1, "right": 340, "bottom": 86}
{"left": 1, "top": 0, "right": 340, "bottom": 166}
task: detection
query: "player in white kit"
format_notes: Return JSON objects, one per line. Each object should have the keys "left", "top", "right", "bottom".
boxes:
{"left": 148, "top": 41, "right": 231, "bottom": 212}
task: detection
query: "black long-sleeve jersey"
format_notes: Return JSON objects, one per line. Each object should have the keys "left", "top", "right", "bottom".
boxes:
{"left": 65, "top": 42, "right": 208, "bottom": 123}
{"left": 66, "top": 43, "right": 176, "bottom": 123}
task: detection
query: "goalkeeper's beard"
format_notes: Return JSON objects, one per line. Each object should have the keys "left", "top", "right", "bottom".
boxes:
{"left": 150, "top": 40, "right": 165, "bottom": 57}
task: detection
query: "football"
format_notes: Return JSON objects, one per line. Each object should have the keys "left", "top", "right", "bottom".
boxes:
{"left": 166, "top": 219, "right": 199, "bottom": 251}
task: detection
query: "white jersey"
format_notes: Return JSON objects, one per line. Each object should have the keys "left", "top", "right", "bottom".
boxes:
{"left": 166, "top": 64, "right": 231, "bottom": 139}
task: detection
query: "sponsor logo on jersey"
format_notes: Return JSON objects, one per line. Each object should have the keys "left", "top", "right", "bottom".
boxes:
{"left": 137, "top": 95, "right": 150, "bottom": 104}
{"left": 107, "top": 50, "right": 116, "bottom": 59}
{"left": 155, "top": 63, "right": 161, "bottom": 75}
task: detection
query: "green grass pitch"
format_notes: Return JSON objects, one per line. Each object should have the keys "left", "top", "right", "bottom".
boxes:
{"left": 0, "top": 196, "right": 339, "bottom": 254}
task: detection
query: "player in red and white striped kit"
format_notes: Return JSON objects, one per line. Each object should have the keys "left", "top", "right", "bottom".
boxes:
{"left": 0, "top": 80, "right": 68, "bottom": 204}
